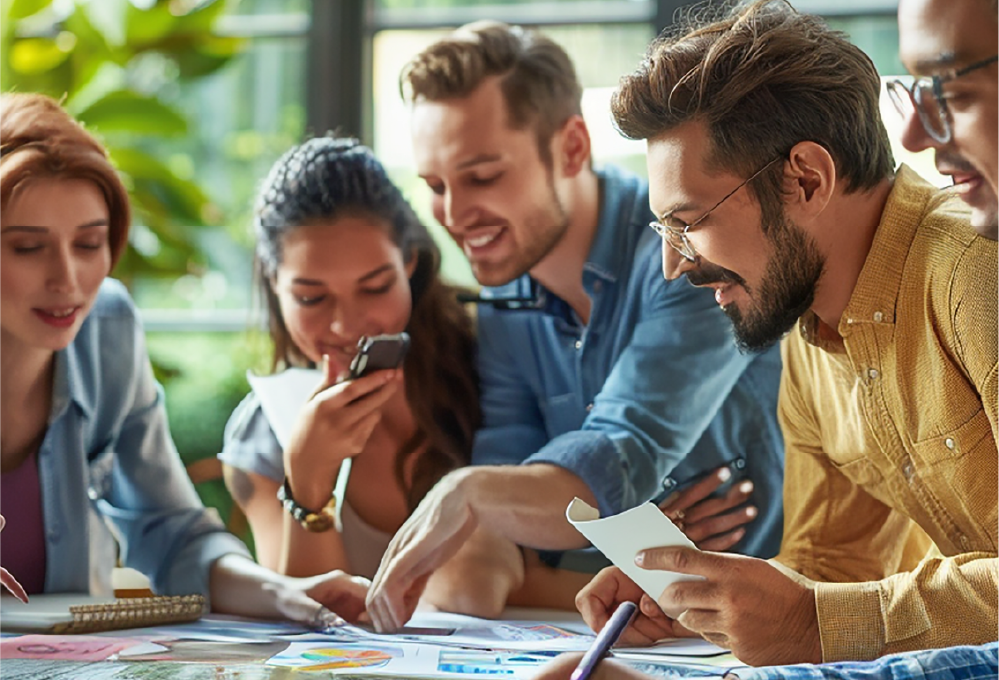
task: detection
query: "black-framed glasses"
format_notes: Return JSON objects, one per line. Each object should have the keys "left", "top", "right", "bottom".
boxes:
{"left": 886, "top": 54, "right": 999, "bottom": 144}
{"left": 649, "top": 155, "right": 784, "bottom": 263}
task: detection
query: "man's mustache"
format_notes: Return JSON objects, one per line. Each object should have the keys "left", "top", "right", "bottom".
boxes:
{"left": 935, "top": 149, "right": 977, "bottom": 175}
{"left": 686, "top": 261, "right": 748, "bottom": 289}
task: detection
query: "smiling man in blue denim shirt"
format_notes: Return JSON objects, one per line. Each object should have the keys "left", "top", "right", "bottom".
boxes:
{"left": 366, "top": 22, "right": 785, "bottom": 631}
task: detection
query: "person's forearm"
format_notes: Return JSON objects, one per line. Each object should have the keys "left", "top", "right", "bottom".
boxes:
{"left": 463, "top": 464, "right": 597, "bottom": 550}
{"left": 209, "top": 553, "right": 294, "bottom": 618}
{"left": 281, "top": 513, "right": 349, "bottom": 577}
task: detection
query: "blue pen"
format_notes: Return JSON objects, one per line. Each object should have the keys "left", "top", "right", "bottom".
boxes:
{"left": 571, "top": 600, "right": 638, "bottom": 680}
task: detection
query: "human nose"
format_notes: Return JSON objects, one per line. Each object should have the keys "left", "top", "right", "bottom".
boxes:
{"left": 440, "top": 186, "right": 477, "bottom": 234}
{"left": 328, "top": 299, "right": 364, "bottom": 340}
{"left": 898, "top": 104, "right": 938, "bottom": 154}
{"left": 46, "top": 246, "right": 76, "bottom": 293}
{"left": 661, "top": 238, "right": 695, "bottom": 281}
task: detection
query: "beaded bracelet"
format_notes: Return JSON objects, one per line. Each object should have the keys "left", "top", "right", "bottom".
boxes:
{"left": 277, "top": 478, "right": 337, "bottom": 533}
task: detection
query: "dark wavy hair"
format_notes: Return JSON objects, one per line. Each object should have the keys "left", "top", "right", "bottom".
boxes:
{"left": 254, "top": 137, "right": 480, "bottom": 509}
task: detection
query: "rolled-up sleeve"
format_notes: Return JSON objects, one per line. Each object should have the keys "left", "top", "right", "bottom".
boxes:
{"left": 524, "top": 249, "right": 756, "bottom": 516}
{"left": 99, "top": 318, "right": 249, "bottom": 599}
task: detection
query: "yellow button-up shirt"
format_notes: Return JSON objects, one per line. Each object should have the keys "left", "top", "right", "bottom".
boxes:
{"left": 775, "top": 166, "right": 997, "bottom": 662}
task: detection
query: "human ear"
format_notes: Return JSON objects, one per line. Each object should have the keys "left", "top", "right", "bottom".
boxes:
{"left": 783, "top": 141, "right": 835, "bottom": 221}
{"left": 404, "top": 248, "right": 419, "bottom": 279}
{"left": 554, "top": 115, "right": 591, "bottom": 178}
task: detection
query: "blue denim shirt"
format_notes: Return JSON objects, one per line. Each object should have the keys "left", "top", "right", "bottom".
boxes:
{"left": 473, "top": 165, "right": 784, "bottom": 565}
{"left": 38, "top": 279, "right": 249, "bottom": 596}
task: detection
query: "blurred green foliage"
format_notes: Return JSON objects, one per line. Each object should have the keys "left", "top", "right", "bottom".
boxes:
{"left": 0, "top": 0, "right": 245, "bottom": 287}
{"left": 1, "top": 0, "right": 258, "bottom": 544}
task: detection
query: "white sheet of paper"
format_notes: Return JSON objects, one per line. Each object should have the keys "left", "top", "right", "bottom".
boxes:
{"left": 566, "top": 498, "right": 703, "bottom": 602}
{"left": 246, "top": 368, "right": 322, "bottom": 450}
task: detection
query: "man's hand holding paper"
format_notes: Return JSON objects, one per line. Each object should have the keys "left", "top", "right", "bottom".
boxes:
{"left": 635, "top": 547, "right": 821, "bottom": 666}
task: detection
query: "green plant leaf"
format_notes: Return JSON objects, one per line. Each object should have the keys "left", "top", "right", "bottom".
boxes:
{"left": 125, "top": 1, "right": 176, "bottom": 47}
{"left": 8, "top": 37, "right": 71, "bottom": 74}
{"left": 110, "top": 146, "right": 214, "bottom": 225}
{"left": 170, "top": 0, "right": 229, "bottom": 34}
{"left": 75, "top": 90, "right": 187, "bottom": 136}
{"left": 6, "top": 0, "right": 53, "bottom": 20}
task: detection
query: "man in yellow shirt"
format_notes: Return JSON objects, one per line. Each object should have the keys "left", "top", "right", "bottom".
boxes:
{"left": 569, "top": 0, "right": 997, "bottom": 667}
{"left": 890, "top": 0, "right": 998, "bottom": 239}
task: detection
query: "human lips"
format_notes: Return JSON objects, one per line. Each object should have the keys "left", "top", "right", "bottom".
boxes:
{"left": 318, "top": 342, "right": 357, "bottom": 364}
{"left": 710, "top": 283, "right": 739, "bottom": 308}
{"left": 460, "top": 227, "right": 505, "bottom": 259}
{"left": 33, "top": 306, "right": 82, "bottom": 328}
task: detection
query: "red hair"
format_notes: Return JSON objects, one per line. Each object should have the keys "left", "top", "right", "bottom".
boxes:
{"left": 0, "top": 93, "right": 130, "bottom": 268}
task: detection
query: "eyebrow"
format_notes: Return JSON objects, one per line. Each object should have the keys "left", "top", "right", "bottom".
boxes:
{"left": 1, "top": 218, "right": 109, "bottom": 234}
{"left": 291, "top": 263, "right": 396, "bottom": 287}
{"left": 913, "top": 50, "right": 960, "bottom": 73}
{"left": 456, "top": 154, "right": 502, "bottom": 170}
{"left": 656, "top": 201, "right": 700, "bottom": 218}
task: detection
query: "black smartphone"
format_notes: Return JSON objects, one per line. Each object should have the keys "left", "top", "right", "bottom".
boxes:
{"left": 348, "top": 333, "right": 410, "bottom": 379}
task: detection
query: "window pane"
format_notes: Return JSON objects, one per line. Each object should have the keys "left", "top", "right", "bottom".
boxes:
{"left": 132, "top": 36, "right": 307, "bottom": 312}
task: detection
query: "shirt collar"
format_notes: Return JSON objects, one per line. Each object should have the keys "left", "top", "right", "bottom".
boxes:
{"left": 583, "top": 164, "right": 648, "bottom": 286}
{"left": 798, "top": 165, "right": 941, "bottom": 350}
{"left": 50, "top": 333, "right": 94, "bottom": 424}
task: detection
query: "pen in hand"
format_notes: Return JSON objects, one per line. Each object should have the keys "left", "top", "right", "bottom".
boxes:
{"left": 571, "top": 600, "right": 638, "bottom": 680}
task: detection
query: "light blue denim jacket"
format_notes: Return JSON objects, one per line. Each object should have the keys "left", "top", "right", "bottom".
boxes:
{"left": 38, "top": 278, "right": 249, "bottom": 596}
{"left": 473, "top": 165, "right": 785, "bottom": 566}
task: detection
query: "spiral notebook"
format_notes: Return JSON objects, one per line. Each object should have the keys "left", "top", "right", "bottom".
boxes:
{"left": 0, "top": 593, "right": 206, "bottom": 634}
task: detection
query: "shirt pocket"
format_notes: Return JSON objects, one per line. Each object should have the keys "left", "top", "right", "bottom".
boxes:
{"left": 540, "top": 393, "right": 585, "bottom": 440}
{"left": 910, "top": 406, "right": 989, "bottom": 466}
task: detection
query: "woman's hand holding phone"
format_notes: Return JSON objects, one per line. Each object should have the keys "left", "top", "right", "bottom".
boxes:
{"left": 283, "top": 355, "right": 402, "bottom": 511}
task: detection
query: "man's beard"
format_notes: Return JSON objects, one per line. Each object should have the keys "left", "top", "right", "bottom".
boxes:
{"left": 689, "top": 211, "right": 824, "bottom": 352}
{"left": 469, "top": 168, "right": 570, "bottom": 287}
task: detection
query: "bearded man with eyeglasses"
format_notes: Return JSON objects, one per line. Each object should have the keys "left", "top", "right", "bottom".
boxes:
{"left": 561, "top": 0, "right": 997, "bottom": 668}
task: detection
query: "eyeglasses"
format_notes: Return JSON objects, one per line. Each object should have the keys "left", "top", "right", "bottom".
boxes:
{"left": 886, "top": 54, "right": 999, "bottom": 144}
{"left": 649, "top": 155, "right": 784, "bottom": 262}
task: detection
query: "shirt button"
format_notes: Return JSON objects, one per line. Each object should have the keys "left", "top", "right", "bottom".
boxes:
{"left": 902, "top": 459, "right": 914, "bottom": 481}
{"left": 846, "top": 318, "right": 854, "bottom": 324}
{"left": 574, "top": 339, "right": 583, "bottom": 350}
{"left": 944, "top": 437, "right": 956, "bottom": 450}
{"left": 873, "top": 311, "right": 883, "bottom": 322}
{"left": 586, "top": 403, "right": 594, "bottom": 412}
{"left": 960, "top": 535, "right": 972, "bottom": 550}
{"left": 87, "top": 487, "right": 100, "bottom": 500}
{"left": 867, "top": 368, "right": 880, "bottom": 380}
{"left": 592, "top": 280, "right": 603, "bottom": 293}
{"left": 47, "top": 528, "right": 60, "bottom": 542}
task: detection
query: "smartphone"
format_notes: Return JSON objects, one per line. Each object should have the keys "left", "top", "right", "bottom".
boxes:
{"left": 348, "top": 333, "right": 410, "bottom": 379}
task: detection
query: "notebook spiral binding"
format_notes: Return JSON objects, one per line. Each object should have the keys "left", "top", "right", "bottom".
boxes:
{"left": 54, "top": 594, "right": 206, "bottom": 634}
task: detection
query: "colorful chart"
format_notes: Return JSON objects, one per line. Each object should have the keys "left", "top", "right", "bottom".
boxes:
{"left": 267, "top": 642, "right": 403, "bottom": 671}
